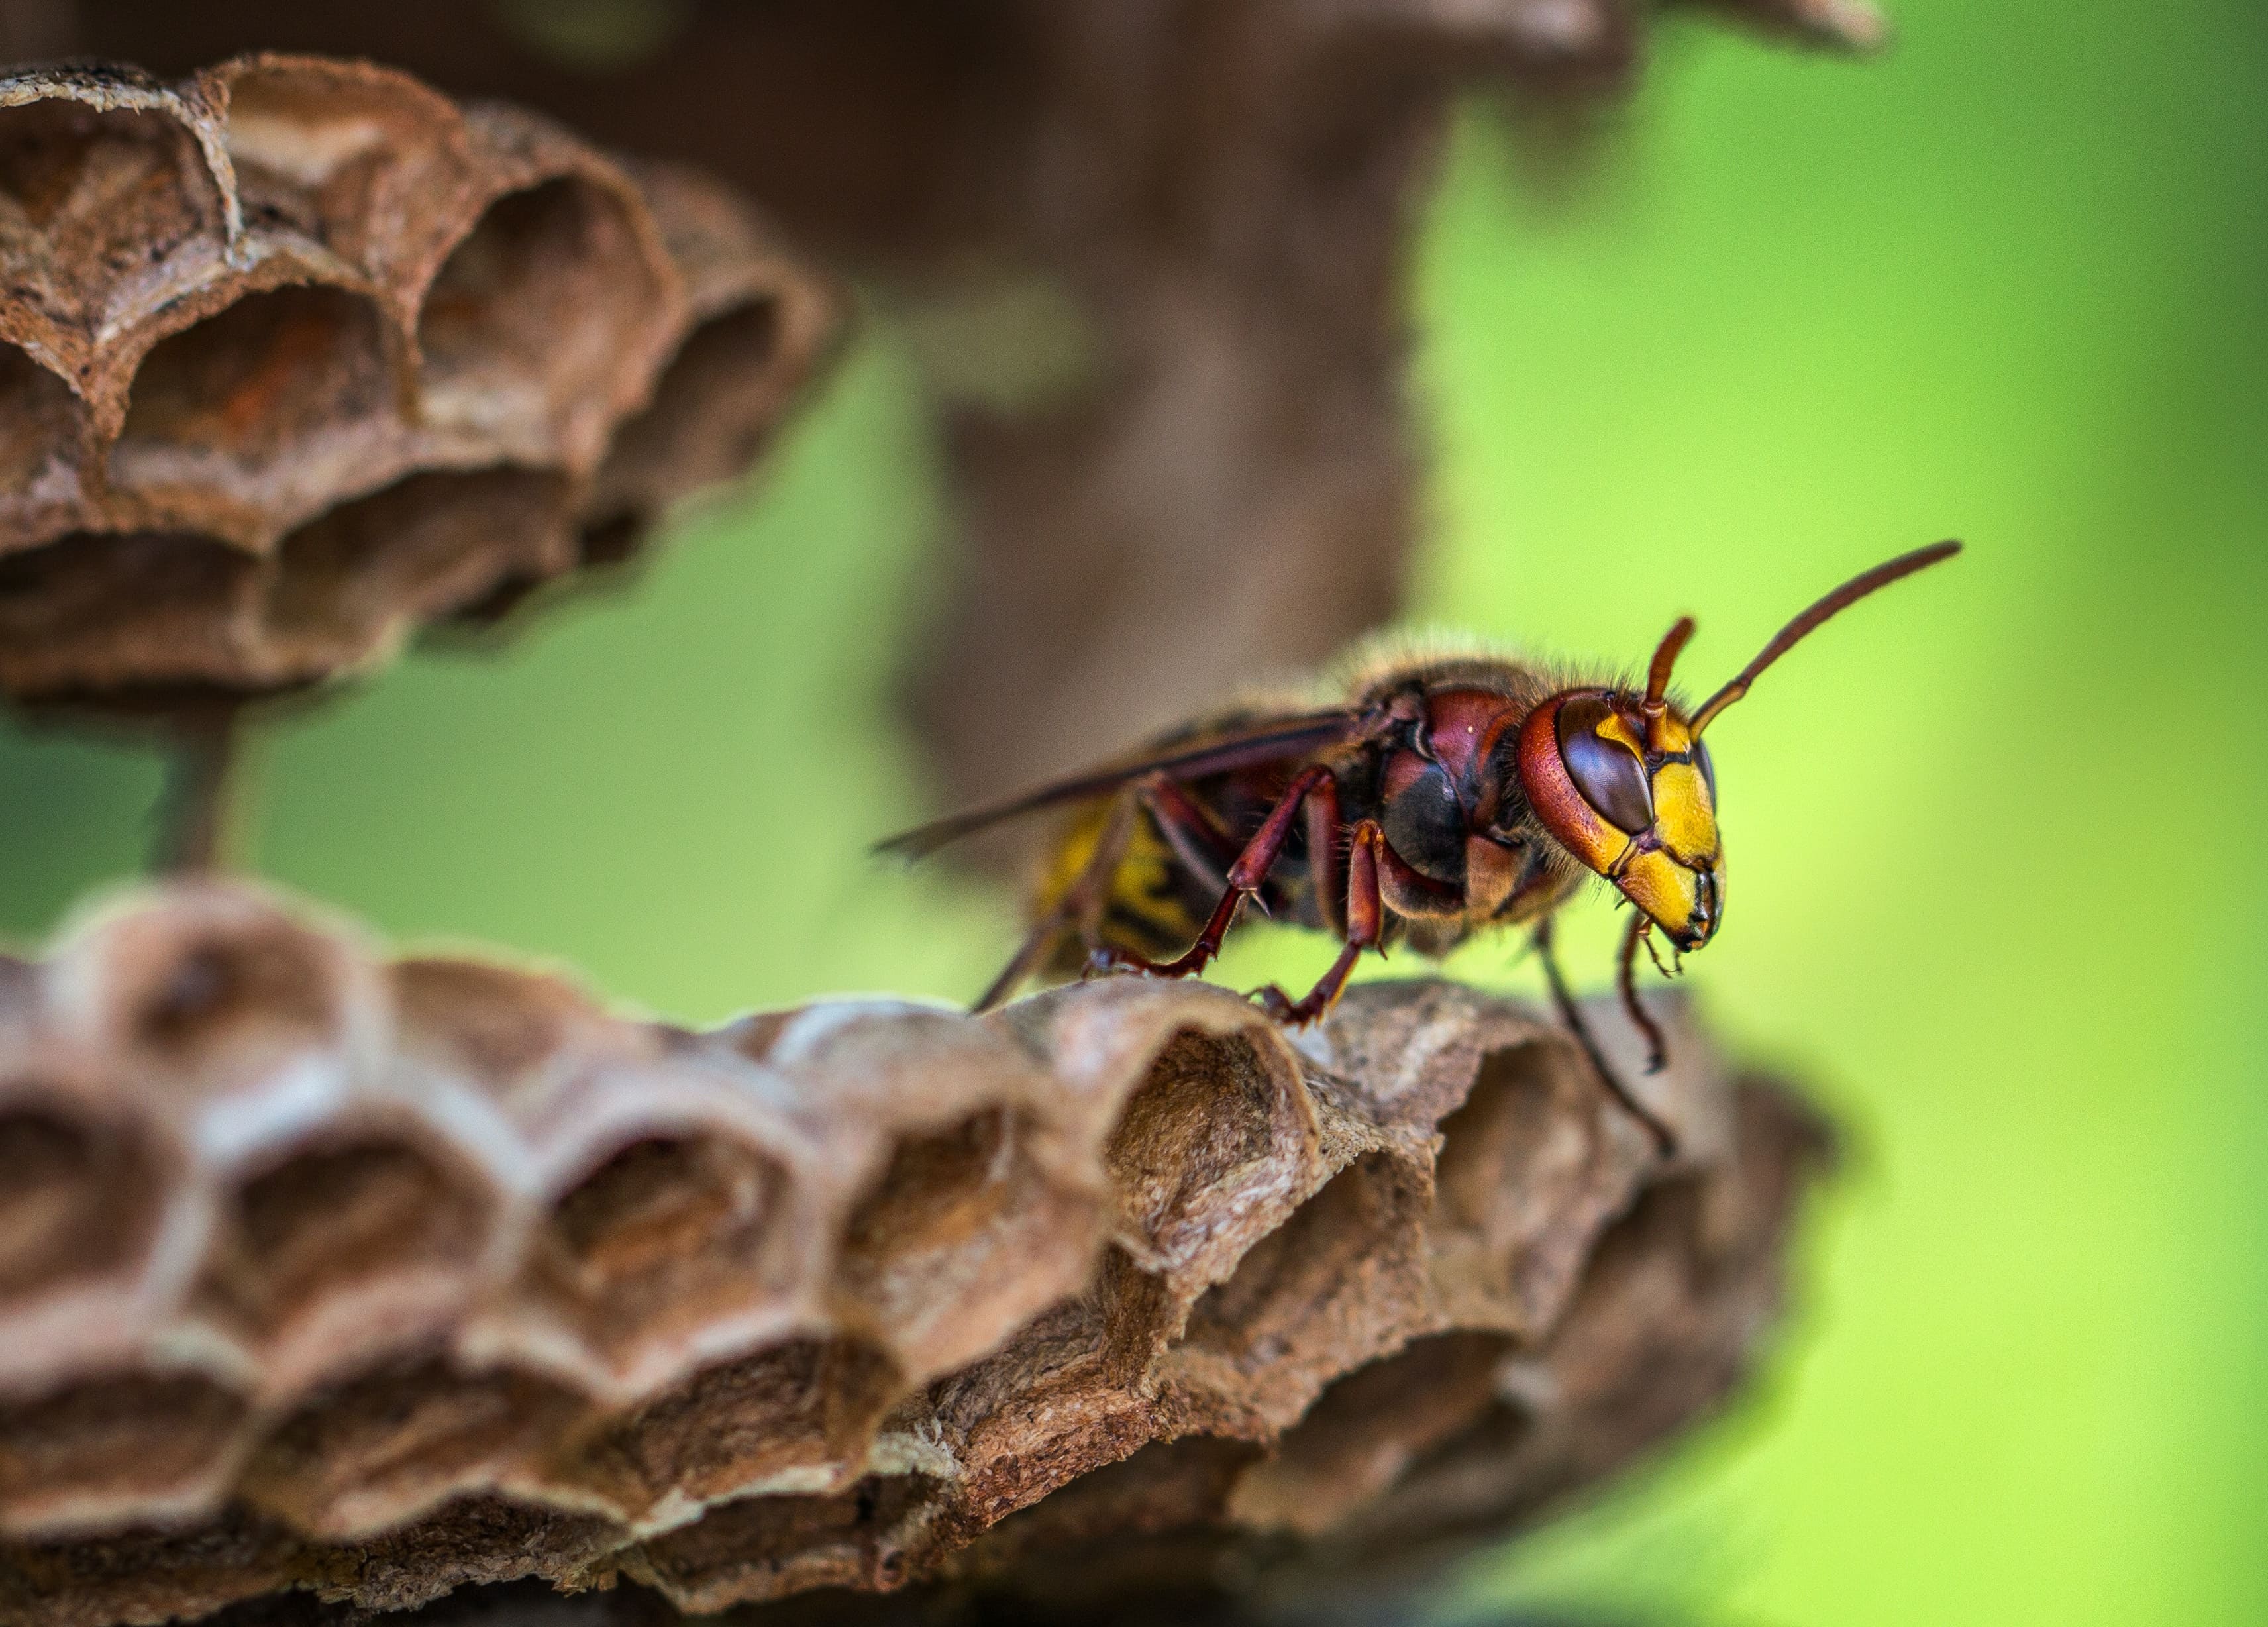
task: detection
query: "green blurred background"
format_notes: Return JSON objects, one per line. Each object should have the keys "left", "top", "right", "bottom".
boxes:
{"left": 3, "top": 1, "right": 2263, "bottom": 1621}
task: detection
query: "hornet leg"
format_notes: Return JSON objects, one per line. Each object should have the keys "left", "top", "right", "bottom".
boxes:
{"left": 1533, "top": 914, "right": 1678, "bottom": 1157}
{"left": 1254, "top": 819, "right": 1384, "bottom": 1025}
{"left": 975, "top": 790, "right": 1137, "bottom": 1011}
{"left": 1137, "top": 773, "right": 1243, "bottom": 884}
{"left": 1090, "top": 764, "right": 1336, "bottom": 982}
{"left": 1302, "top": 771, "right": 1347, "bottom": 937}
{"left": 1618, "top": 910, "right": 1670, "bottom": 1075}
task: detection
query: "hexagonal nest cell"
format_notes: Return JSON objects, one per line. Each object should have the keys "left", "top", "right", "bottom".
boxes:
{"left": 189, "top": 1129, "right": 496, "bottom": 1385}
{"left": 0, "top": 882, "right": 1833, "bottom": 1626}
{"left": 0, "top": 54, "right": 841, "bottom": 719}
{"left": 835, "top": 1106, "right": 1104, "bottom": 1378}
{"left": 518, "top": 1128, "right": 793, "bottom": 1381}
{"left": 0, "top": 1369, "right": 252, "bottom": 1537}
{"left": 0, "top": 1107, "right": 165, "bottom": 1312}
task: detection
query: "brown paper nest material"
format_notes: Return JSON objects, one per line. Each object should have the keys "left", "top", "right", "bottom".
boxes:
{"left": 0, "top": 882, "right": 1829, "bottom": 1625}
{"left": 44, "top": 5, "right": 1882, "bottom": 798}
{"left": 0, "top": 55, "right": 840, "bottom": 712}
{"left": 889, "top": 0, "right": 1885, "bottom": 809}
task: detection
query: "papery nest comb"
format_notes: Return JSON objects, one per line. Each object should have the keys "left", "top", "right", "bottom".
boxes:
{"left": 0, "top": 882, "right": 1830, "bottom": 1625}
{"left": 0, "top": 54, "right": 841, "bottom": 716}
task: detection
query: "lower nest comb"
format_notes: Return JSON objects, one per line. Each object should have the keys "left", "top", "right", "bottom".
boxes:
{"left": 0, "top": 884, "right": 1829, "bottom": 1624}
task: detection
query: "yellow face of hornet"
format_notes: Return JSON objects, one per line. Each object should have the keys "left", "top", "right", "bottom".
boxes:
{"left": 1516, "top": 692, "right": 1726, "bottom": 951}
{"left": 1510, "top": 541, "right": 1969, "bottom": 953}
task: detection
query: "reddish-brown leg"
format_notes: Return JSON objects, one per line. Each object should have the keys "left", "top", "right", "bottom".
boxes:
{"left": 1255, "top": 817, "right": 1385, "bottom": 1025}
{"left": 1091, "top": 764, "right": 1336, "bottom": 982}
{"left": 1303, "top": 772, "right": 1346, "bottom": 937}
{"left": 976, "top": 790, "right": 1138, "bottom": 1011}
{"left": 1138, "top": 773, "right": 1243, "bottom": 889}
{"left": 1618, "top": 911, "right": 1669, "bottom": 1074}
{"left": 1151, "top": 769, "right": 1345, "bottom": 927}
{"left": 1532, "top": 914, "right": 1678, "bottom": 1157}
{"left": 1369, "top": 826, "right": 1462, "bottom": 910}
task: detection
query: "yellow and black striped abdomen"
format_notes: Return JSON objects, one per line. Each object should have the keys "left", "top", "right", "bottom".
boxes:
{"left": 1031, "top": 794, "right": 1221, "bottom": 976}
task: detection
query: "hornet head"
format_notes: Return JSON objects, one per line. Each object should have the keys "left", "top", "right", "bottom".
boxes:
{"left": 1514, "top": 541, "right": 1961, "bottom": 950}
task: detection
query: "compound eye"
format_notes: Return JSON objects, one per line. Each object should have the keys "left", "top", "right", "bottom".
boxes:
{"left": 1695, "top": 738, "right": 1718, "bottom": 804}
{"left": 1555, "top": 696, "right": 1653, "bottom": 834}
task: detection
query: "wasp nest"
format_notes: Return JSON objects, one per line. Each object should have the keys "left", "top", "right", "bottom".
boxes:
{"left": 0, "top": 56, "right": 838, "bottom": 713}
{"left": 46, "top": 1, "right": 1881, "bottom": 794}
{"left": 0, "top": 883, "right": 1828, "bottom": 1626}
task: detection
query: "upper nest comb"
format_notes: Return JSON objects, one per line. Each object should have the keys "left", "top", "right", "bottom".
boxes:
{"left": 0, "top": 883, "right": 1829, "bottom": 1625}
{"left": 0, "top": 56, "right": 839, "bottom": 713}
